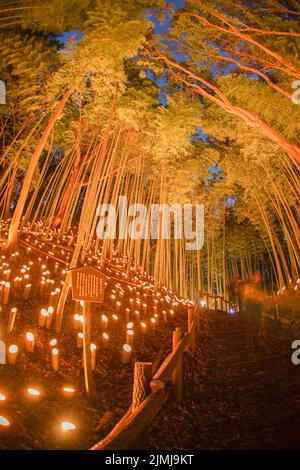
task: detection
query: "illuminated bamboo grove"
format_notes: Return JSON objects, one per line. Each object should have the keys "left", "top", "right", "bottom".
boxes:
{"left": 0, "top": 0, "right": 299, "bottom": 451}
{"left": 0, "top": 0, "right": 299, "bottom": 298}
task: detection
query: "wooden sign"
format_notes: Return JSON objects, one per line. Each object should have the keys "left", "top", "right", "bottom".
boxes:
{"left": 69, "top": 266, "right": 109, "bottom": 303}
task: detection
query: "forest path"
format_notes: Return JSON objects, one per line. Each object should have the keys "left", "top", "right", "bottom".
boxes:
{"left": 148, "top": 310, "right": 300, "bottom": 449}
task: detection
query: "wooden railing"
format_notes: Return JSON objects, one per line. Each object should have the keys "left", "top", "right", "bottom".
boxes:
{"left": 91, "top": 291, "right": 231, "bottom": 451}
{"left": 200, "top": 292, "right": 232, "bottom": 313}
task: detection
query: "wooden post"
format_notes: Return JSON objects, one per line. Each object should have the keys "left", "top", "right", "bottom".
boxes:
{"left": 207, "top": 293, "right": 210, "bottom": 310}
{"left": 188, "top": 307, "right": 195, "bottom": 352}
{"left": 172, "top": 327, "right": 182, "bottom": 403}
{"left": 132, "top": 362, "right": 153, "bottom": 412}
{"left": 83, "top": 301, "right": 94, "bottom": 398}
{"left": 214, "top": 295, "right": 217, "bottom": 311}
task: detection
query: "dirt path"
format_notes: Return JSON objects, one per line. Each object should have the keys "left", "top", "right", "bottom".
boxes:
{"left": 149, "top": 310, "right": 300, "bottom": 449}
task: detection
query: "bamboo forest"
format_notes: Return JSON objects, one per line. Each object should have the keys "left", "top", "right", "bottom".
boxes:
{"left": 0, "top": 0, "right": 300, "bottom": 459}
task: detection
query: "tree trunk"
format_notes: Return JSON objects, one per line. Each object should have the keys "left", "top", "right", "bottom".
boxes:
{"left": 4, "top": 159, "right": 18, "bottom": 218}
{"left": 154, "top": 56, "right": 300, "bottom": 165}
{"left": 4, "top": 89, "right": 73, "bottom": 252}
{"left": 52, "top": 120, "right": 83, "bottom": 228}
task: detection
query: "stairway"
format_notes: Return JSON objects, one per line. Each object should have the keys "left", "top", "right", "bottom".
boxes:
{"left": 148, "top": 310, "right": 300, "bottom": 449}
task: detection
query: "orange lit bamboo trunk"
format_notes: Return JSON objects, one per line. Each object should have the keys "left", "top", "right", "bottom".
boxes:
{"left": 5, "top": 88, "right": 73, "bottom": 252}
{"left": 4, "top": 158, "right": 18, "bottom": 218}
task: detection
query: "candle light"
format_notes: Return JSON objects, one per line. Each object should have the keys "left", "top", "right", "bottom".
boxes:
{"left": 102, "top": 332, "right": 109, "bottom": 348}
{"left": 126, "top": 329, "right": 134, "bottom": 346}
{"left": 150, "top": 317, "right": 156, "bottom": 330}
{"left": 90, "top": 343, "right": 97, "bottom": 370}
{"left": 73, "top": 314, "right": 82, "bottom": 329}
{"left": 39, "top": 308, "right": 48, "bottom": 327}
{"left": 142, "top": 303, "right": 147, "bottom": 313}
{"left": 23, "top": 283, "right": 31, "bottom": 300}
{"left": 77, "top": 332, "right": 83, "bottom": 348}
{"left": 122, "top": 344, "right": 132, "bottom": 364}
{"left": 26, "top": 387, "right": 40, "bottom": 397}
{"left": 134, "top": 310, "right": 140, "bottom": 321}
{"left": 101, "top": 314, "right": 108, "bottom": 329}
{"left": 0, "top": 393, "right": 6, "bottom": 401}
{"left": 7, "top": 344, "right": 18, "bottom": 365}
{"left": 162, "top": 310, "right": 167, "bottom": 323}
{"left": 25, "top": 332, "right": 35, "bottom": 352}
{"left": 125, "top": 308, "right": 130, "bottom": 322}
{"left": 0, "top": 416, "right": 10, "bottom": 427}
{"left": 40, "top": 280, "right": 45, "bottom": 295}
{"left": 61, "top": 421, "right": 76, "bottom": 431}
{"left": 0, "top": 281, "right": 4, "bottom": 303}
{"left": 54, "top": 288, "right": 60, "bottom": 308}
{"left": 52, "top": 348, "right": 59, "bottom": 371}
{"left": 7, "top": 307, "right": 17, "bottom": 333}
{"left": 140, "top": 321, "right": 147, "bottom": 333}
{"left": 49, "top": 291, "right": 56, "bottom": 307}
{"left": 46, "top": 306, "right": 54, "bottom": 329}
{"left": 63, "top": 387, "right": 75, "bottom": 394}
{"left": 3, "top": 282, "right": 10, "bottom": 305}
{"left": 23, "top": 273, "right": 30, "bottom": 286}
{"left": 50, "top": 339, "right": 57, "bottom": 347}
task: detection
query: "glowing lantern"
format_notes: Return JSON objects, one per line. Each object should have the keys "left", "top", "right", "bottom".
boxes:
{"left": 0, "top": 416, "right": 10, "bottom": 427}
{"left": 77, "top": 332, "right": 83, "bottom": 348}
{"left": 52, "top": 348, "right": 59, "bottom": 371}
{"left": 63, "top": 387, "right": 75, "bottom": 394}
{"left": 101, "top": 314, "right": 108, "bottom": 329}
{"left": 122, "top": 344, "right": 132, "bottom": 364}
{"left": 61, "top": 421, "right": 76, "bottom": 431}
{"left": 7, "top": 345, "right": 18, "bottom": 365}
{"left": 25, "top": 332, "right": 35, "bottom": 353}
{"left": 27, "top": 388, "right": 40, "bottom": 397}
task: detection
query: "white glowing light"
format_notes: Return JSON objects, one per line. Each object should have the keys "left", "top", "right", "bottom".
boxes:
{"left": 27, "top": 388, "right": 40, "bottom": 396}
{"left": 61, "top": 421, "right": 76, "bottom": 431}
{"left": 0, "top": 416, "right": 10, "bottom": 427}
{"left": 26, "top": 332, "right": 34, "bottom": 342}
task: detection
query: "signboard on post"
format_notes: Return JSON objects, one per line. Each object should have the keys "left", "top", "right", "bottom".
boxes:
{"left": 68, "top": 265, "right": 110, "bottom": 398}
{"left": 69, "top": 265, "right": 109, "bottom": 303}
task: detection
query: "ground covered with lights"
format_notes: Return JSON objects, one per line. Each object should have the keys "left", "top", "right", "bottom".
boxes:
{"left": 0, "top": 222, "right": 191, "bottom": 450}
